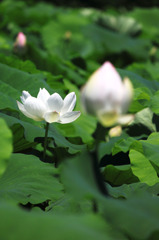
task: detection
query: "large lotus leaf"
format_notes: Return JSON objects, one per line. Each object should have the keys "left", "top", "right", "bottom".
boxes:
{"left": 47, "top": 194, "right": 93, "bottom": 214}
{"left": 127, "top": 62, "right": 159, "bottom": 82}
{"left": 24, "top": 2, "right": 56, "bottom": 25}
{"left": 0, "top": 53, "right": 65, "bottom": 93}
{"left": 129, "top": 149, "right": 159, "bottom": 186}
{"left": 0, "top": 62, "right": 54, "bottom": 112}
{"left": 118, "top": 68, "right": 159, "bottom": 90}
{"left": 128, "top": 133, "right": 159, "bottom": 185}
{"left": 144, "top": 132, "right": 159, "bottom": 144}
{"left": 120, "top": 64, "right": 154, "bottom": 113}
{"left": 48, "top": 123, "right": 86, "bottom": 154}
{"left": 0, "top": 1, "right": 56, "bottom": 27}
{"left": 41, "top": 12, "right": 92, "bottom": 59}
{"left": 97, "top": 136, "right": 124, "bottom": 161}
{"left": 0, "top": 63, "right": 56, "bottom": 107}
{"left": 129, "top": 87, "right": 151, "bottom": 112}
{"left": 0, "top": 153, "right": 63, "bottom": 204}
{"left": 112, "top": 137, "right": 136, "bottom": 155}
{"left": 97, "top": 134, "right": 138, "bottom": 162}
{"left": 42, "top": 10, "right": 90, "bottom": 49}
{"left": 11, "top": 123, "right": 36, "bottom": 152}
{"left": 57, "top": 60, "right": 86, "bottom": 86}
{"left": 0, "top": 80, "right": 20, "bottom": 99}
{"left": 103, "top": 164, "right": 138, "bottom": 186}
{"left": 0, "top": 53, "right": 40, "bottom": 73}
{"left": 0, "top": 34, "right": 11, "bottom": 51}
{"left": 0, "top": 118, "right": 12, "bottom": 176}
{"left": 0, "top": 1, "right": 27, "bottom": 26}
{"left": 143, "top": 62, "right": 159, "bottom": 81}
{"left": 82, "top": 23, "right": 150, "bottom": 60}
{"left": 150, "top": 90, "right": 159, "bottom": 114}
{"left": 0, "top": 201, "right": 124, "bottom": 240}
{"left": 0, "top": 53, "right": 66, "bottom": 97}
{"left": 0, "top": 81, "right": 20, "bottom": 111}
{"left": 127, "top": 108, "right": 156, "bottom": 136}
{"left": 141, "top": 133, "right": 159, "bottom": 169}
{"left": 129, "top": 8, "right": 159, "bottom": 40}
{"left": 107, "top": 182, "right": 159, "bottom": 199}
{"left": 100, "top": 195, "right": 159, "bottom": 240}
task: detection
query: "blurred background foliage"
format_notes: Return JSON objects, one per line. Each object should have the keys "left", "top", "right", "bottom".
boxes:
{"left": 19, "top": 0, "right": 159, "bottom": 9}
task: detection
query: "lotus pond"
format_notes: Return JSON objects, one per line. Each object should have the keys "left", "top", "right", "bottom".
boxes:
{"left": 1, "top": 1, "right": 159, "bottom": 239}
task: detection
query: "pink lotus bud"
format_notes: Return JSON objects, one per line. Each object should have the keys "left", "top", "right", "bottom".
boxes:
{"left": 81, "top": 61, "right": 133, "bottom": 127}
{"left": 13, "top": 32, "right": 27, "bottom": 54}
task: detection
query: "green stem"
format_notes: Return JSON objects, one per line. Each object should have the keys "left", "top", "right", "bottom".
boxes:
{"left": 92, "top": 199, "right": 98, "bottom": 213}
{"left": 43, "top": 122, "right": 49, "bottom": 161}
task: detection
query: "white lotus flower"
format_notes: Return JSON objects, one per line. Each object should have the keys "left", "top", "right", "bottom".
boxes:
{"left": 81, "top": 61, "right": 134, "bottom": 127}
{"left": 17, "top": 88, "right": 81, "bottom": 124}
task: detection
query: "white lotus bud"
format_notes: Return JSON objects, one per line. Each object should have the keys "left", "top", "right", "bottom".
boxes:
{"left": 81, "top": 61, "right": 133, "bottom": 127}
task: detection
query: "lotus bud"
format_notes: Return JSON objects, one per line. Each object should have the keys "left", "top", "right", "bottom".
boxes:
{"left": 64, "top": 31, "right": 72, "bottom": 41}
{"left": 13, "top": 32, "right": 27, "bottom": 55}
{"left": 81, "top": 61, "right": 133, "bottom": 127}
{"left": 108, "top": 125, "right": 122, "bottom": 138}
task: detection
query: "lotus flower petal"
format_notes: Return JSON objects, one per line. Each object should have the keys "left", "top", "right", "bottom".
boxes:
{"left": 47, "top": 93, "right": 64, "bottom": 112}
{"left": 97, "top": 110, "right": 119, "bottom": 127}
{"left": 83, "top": 62, "right": 123, "bottom": 99}
{"left": 37, "top": 88, "right": 50, "bottom": 105}
{"left": 20, "top": 91, "right": 31, "bottom": 104}
{"left": 44, "top": 111, "right": 59, "bottom": 123}
{"left": 24, "top": 97, "right": 46, "bottom": 120}
{"left": 61, "top": 92, "right": 76, "bottom": 114}
{"left": 17, "top": 101, "right": 42, "bottom": 121}
{"left": 59, "top": 111, "right": 81, "bottom": 124}
{"left": 117, "top": 114, "right": 134, "bottom": 125}
{"left": 121, "top": 77, "right": 134, "bottom": 113}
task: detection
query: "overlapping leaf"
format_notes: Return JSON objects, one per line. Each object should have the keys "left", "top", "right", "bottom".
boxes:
{"left": 0, "top": 154, "right": 63, "bottom": 204}
{"left": 0, "top": 118, "right": 12, "bottom": 176}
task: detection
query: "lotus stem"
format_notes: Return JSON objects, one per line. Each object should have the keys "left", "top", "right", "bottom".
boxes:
{"left": 43, "top": 122, "right": 49, "bottom": 161}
